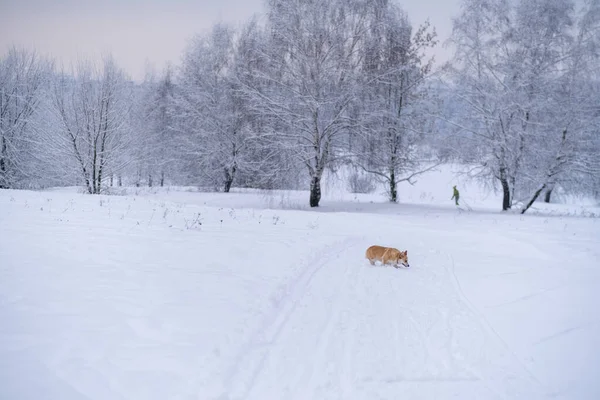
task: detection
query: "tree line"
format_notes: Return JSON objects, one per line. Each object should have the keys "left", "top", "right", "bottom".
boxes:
{"left": 1, "top": 0, "right": 598, "bottom": 213}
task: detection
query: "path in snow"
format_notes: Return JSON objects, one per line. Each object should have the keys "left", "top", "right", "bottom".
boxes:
{"left": 217, "top": 237, "right": 545, "bottom": 400}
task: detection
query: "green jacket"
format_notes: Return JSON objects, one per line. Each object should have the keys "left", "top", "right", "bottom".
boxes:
{"left": 451, "top": 186, "right": 459, "bottom": 199}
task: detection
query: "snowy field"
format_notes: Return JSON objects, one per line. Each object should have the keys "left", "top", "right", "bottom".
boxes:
{"left": 1, "top": 166, "right": 599, "bottom": 400}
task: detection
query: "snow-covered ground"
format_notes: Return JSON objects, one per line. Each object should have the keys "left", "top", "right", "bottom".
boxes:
{"left": 1, "top": 165, "right": 599, "bottom": 400}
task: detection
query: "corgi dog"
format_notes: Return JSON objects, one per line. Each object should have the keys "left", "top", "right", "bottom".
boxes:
{"left": 365, "top": 245, "right": 409, "bottom": 268}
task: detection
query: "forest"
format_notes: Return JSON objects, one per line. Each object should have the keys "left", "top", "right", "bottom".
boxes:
{"left": 1, "top": 0, "right": 599, "bottom": 213}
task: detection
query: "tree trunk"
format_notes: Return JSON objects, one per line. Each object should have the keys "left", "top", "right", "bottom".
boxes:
{"left": 223, "top": 174, "right": 233, "bottom": 193}
{"left": 96, "top": 162, "right": 104, "bottom": 194}
{"left": 148, "top": 174, "right": 153, "bottom": 187}
{"left": 309, "top": 175, "right": 322, "bottom": 207}
{"left": 84, "top": 173, "right": 92, "bottom": 194}
{"left": 223, "top": 164, "right": 237, "bottom": 193}
{"left": 500, "top": 175, "right": 511, "bottom": 211}
{"left": 544, "top": 186, "right": 554, "bottom": 203}
{"left": 97, "top": 137, "right": 107, "bottom": 195}
{"left": 160, "top": 170, "right": 165, "bottom": 187}
{"left": 0, "top": 160, "right": 6, "bottom": 188}
{"left": 82, "top": 168, "right": 92, "bottom": 194}
{"left": 521, "top": 183, "right": 547, "bottom": 214}
{"left": 389, "top": 171, "right": 397, "bottom": 203}
{"left": 118, "top": 175, "right": 122, "bottom": 187}
{"left": 0, "top": 139, "right": 7, "bottom": 189}
{"left": 92, "top": 141, "right": 99, "bottom": 194}
{"left": 110, "top": 174, "right": 114, "bottom": 187}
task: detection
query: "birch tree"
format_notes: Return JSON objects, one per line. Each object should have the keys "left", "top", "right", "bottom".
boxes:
{"left": 131, "top": 65, "right": 176, "bottom": 187}
{"left": 151, "top": 66, "right": 176, "bottom": 187}
{"left": 446, "top": 0, "right": 518, "bottom": 211}
{"left": 51, "top": 56, "right": 132, "bottom": 194}
{"left": 230, "top": 19, "right": 304, "bottom": 190}
{"left": 519, "top": 0, "right": 600, "bottom": 212}
{"left": 175, "top": 23, "right": 260, "bottom": 192}
{"left": 355, "top": 4, "right": 438, "bottom": 202}
{"left": 447, "top": 0, "right": 599, "bottom": 212}
{"left": 0, "top": 47, "right": 51, "bottom": 188}
{"left": 241, "top": 0, "right": 369, "bottom": 207}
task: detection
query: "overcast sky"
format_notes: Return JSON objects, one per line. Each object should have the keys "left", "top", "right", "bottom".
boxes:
{"left": 1, "top": 0, "right": 462, "bottom": 81}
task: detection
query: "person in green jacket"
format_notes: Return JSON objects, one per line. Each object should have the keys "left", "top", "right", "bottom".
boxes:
{"left": 451, "top": 185, "right": 460, "bottom": 206}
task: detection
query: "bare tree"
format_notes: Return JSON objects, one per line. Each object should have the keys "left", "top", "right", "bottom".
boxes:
{"left": 0, "top": 47, "right": 51, "bottom": 189}
{"left": 174, "top": 23, "right": 262, "bottom": 192}
{"left": 446, "top": 0, "right": 599, "bottom": 212}
{"left": 519, "top": 0, "right": 600, "bottom": 212}
{"left": 130, "top": 64, "right": 176, "bottom": 188}
{"left": 151, "top": 66, "right": 176, "bottom": 187}
{"left": 354, "top": 4, "right": 438, "bottom": 202}
{"left": 50, "top": 56, "right": 133, "bottom": 194}
{"left": 240, "top": 0, "right": 371, "bottom": 207}
{"left": 231, "top": 19, "right": 305, "bottom": 191}
{"left": 446, "top": 0, "right": 519, "bottom": 211}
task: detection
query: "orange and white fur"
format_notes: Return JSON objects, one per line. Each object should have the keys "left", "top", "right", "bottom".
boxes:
{"left": 365, "top": 245, "right": 410, "bottom": 268}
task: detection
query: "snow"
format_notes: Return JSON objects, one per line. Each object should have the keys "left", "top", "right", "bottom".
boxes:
{"left": 1, "top": 165, "right": 599, "bottom": 400}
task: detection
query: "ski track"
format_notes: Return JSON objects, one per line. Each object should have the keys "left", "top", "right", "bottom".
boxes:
{"left": 219, "top": 236, "right": 364, "bottom": 399}
{"left": 216, "top": 239, "right": 550, "bottom": 400}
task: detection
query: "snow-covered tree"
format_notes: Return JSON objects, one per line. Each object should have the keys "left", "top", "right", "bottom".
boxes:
{"left": 130, "top": 65, "right": 176, "bottom": 187}
{"left": 231, "top": 19, "right": 305, "bottom": 190}
{"left": 175, "top": 23, "right": 261, "bottom": 192}
{"left": 354, "top": 4, "right": 438, "bottom": 202}
{"left": 50, "top": 56, "right": 133, "bottom": 194}
{"left": 0, "top": 47, "right": 51, "bottom": 189}
{"left": 240, "top": 0, "right": 371, "bottom": 207}
{"left": 446, "top": 0, "right": 600, "bottom": 212}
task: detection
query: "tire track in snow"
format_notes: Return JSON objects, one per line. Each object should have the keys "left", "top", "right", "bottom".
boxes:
{"left": 218, "top": 236, "right": 364, "bottom": 399}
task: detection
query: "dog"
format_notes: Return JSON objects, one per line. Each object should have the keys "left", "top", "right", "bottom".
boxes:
{"left": 365, "top": 245, "right": 410, "bottom": 268}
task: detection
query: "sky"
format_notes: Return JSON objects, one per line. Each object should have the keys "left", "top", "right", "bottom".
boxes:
{"left": 0, "top": 0, "right": 462, "bottom": 82}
